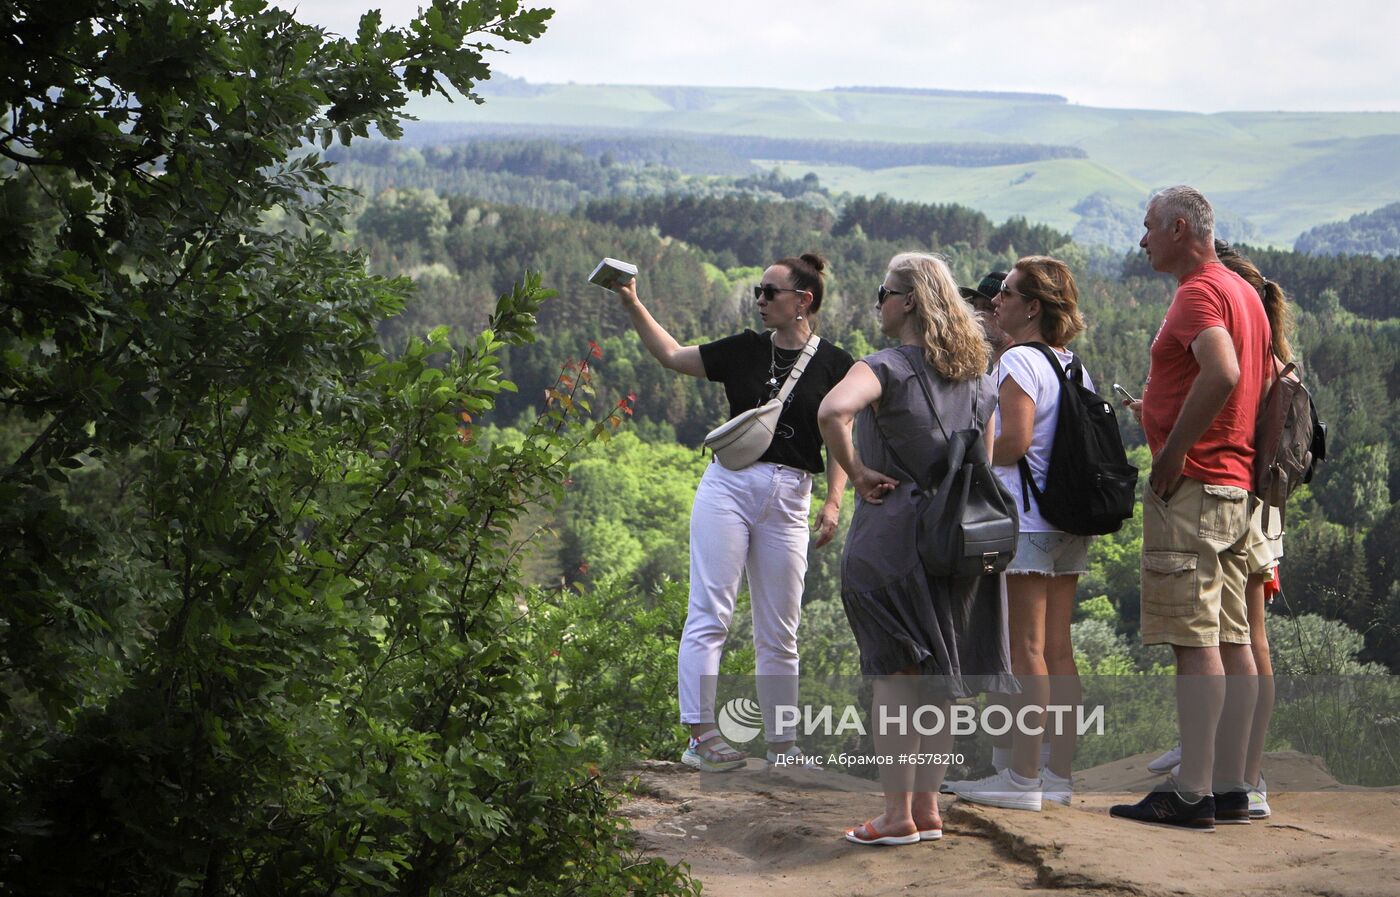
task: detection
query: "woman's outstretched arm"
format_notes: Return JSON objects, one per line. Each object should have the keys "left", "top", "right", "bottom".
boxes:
{"left": 616, "top": 280, "right": 707, "bottom": 378}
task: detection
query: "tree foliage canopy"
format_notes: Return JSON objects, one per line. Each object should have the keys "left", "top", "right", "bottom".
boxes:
{"left": 2, "top": 2, "right": 698, "bottom": 895}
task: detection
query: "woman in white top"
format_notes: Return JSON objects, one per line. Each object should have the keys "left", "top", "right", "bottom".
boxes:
{"left": 947, "top": 255, "right": 1090, "bottom": 812}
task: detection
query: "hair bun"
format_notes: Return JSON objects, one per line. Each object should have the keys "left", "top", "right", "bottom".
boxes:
{"left": 799, "top": 252, "right": 827, "bottom": 274}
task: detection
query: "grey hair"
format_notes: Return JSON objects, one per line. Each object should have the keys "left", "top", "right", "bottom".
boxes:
{"left": 1149, "top": 185, "right": 1215, "bottom": 241}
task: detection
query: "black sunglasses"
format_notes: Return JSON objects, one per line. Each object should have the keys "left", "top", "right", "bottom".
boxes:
{"left": 877, "top": 284, "right": 906, "bottom": 306}
{"left": 754, "top": 283, "right": 804, "bottom": 302}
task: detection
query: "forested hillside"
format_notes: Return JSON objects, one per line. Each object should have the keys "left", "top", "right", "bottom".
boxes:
{"left": 343, "top": 142, "right": 1400, "bottom": 676}
{"left": 1296, "top": 202, "right": 1400, "bottom": 258}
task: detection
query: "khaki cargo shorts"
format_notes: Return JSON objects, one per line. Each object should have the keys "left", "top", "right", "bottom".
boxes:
{"left": 1140, "top": 477, "right": 1252, "bottom": 647}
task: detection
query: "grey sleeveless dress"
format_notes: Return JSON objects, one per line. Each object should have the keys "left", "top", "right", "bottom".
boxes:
{"left": 840, "top": 345, "right": 1017, "bottom": 695}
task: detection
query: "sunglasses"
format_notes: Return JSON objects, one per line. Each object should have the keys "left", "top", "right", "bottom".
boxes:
{"left": 877, "top": 284, "right": 906, "bottom": 306}
{"left": 999, "top": 280, "right": 1019, "bottom": 297}
{"left": 753, "top": 283, "right": 804, "bottom": 302}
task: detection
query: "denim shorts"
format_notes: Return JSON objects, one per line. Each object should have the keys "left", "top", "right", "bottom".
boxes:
{"left": 1006, "top": 531, "right": 1090, "bottom": 576}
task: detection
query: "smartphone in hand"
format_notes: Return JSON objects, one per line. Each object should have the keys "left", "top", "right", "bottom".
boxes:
{"left": 1113, "top": 383, "right": 1138, "bottom": 404}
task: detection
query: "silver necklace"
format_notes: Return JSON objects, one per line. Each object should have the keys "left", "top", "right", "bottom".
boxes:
{"left": 767, "top": 334, "right": 802, "bottom": 394}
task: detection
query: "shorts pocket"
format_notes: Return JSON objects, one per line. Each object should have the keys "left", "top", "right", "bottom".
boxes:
{"left": 1199, "top": 484, "right": 1249, "bottom": 545}
{"left": 1142, "top": 550, "right": 1199, "bottom": 617}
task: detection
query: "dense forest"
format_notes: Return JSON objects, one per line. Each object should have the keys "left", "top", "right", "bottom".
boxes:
{"left": 389, "top": 123, "right": 1089, "bottom": 171}
{"left": 1295, "top": 201, "right": 1400, "bottom": 257}
{"left": 342, "top": 140, "right": 1400, "bottom": 680}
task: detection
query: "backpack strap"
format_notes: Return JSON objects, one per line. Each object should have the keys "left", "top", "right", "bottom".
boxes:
{"left": 873, "top": 347, "right": 955, "bottom": 492}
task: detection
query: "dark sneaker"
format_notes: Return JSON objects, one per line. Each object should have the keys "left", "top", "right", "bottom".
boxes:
{"left": 1213, "top": 789, "right": 1251, "bottom": 825}
{"left": 1110, "top": 786, "right": 1216, "bottom": 832}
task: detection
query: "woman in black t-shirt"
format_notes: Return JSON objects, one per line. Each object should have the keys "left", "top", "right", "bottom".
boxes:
{"left": 615, "top": 253, "right": 853, "bottom": 772}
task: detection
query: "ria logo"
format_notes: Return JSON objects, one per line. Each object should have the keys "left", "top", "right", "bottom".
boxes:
{"left": 717, "top": 697, "right": 764, "bottom": 745}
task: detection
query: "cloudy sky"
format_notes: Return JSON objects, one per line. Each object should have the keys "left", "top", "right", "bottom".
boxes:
{"left": 281, "top": 0, "right": 1400, "bottom": 113}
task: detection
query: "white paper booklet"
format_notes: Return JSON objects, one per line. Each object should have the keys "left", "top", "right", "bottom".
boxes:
{"left": 588, "top": 257, "right": 638, "bottom": 291}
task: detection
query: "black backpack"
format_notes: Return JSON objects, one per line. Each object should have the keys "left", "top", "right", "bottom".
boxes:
{"left": 1013, "top": 343, "right": 1138, "bottom": 536}
{"left": 876, "top": 351, "right": 1019, "bottom": 577}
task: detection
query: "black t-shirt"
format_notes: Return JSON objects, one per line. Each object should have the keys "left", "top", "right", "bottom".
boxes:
{"left": 698, "top": 330, "right": 855, "bottom": 473}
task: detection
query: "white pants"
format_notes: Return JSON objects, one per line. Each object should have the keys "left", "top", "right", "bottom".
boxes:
{"left": 679, "top": 460, "right": 812, "bottom": 742}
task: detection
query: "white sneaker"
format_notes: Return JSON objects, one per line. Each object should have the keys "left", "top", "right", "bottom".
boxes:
{"left": 949, "top": 768, "right": 1042, "bottom": 812}
{"left": 1042, "top": 768, "right": 1073, "bottom": 807}
{"left": 1147, "top": 744, "right": 1181, "bottom": 774}
{"left": 1248, "top": 776, "right": 1271, "bottom": 819}
{"left": 765, "top": 744, "right": 821, "bottom": 770}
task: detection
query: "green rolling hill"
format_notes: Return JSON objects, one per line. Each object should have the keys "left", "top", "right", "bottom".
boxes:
{"left": 407, "top": 82, "right": 1400, "bottom": 248}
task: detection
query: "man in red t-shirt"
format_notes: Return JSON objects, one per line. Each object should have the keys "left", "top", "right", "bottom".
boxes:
{"left": 1111, "top": 186, "right": 1273, "bottom": 833}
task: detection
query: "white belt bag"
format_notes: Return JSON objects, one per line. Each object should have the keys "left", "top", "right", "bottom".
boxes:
{"left": 703, "top": 334, "right": 820, "bottom": 470}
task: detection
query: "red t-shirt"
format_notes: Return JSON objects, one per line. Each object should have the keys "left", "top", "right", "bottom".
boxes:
{"left": 1141, "top": 261, "right": 1272, "bottom": 489}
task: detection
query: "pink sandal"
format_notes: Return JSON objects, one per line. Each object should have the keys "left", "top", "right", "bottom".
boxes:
{"left": 844, "top": 818, "right": 920, "bottom": 846}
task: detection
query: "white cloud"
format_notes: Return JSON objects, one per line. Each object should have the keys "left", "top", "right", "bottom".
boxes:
{"left": 277, "top": 0, "right": 1400, "bottom": 112}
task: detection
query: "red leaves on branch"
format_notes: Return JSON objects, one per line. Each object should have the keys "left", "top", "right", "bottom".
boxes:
{"left": 542, "top": 340, "right": 639, "bottom": 435}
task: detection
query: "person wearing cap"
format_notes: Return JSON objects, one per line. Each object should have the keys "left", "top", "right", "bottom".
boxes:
{"left": 960, "top": 272, "right": 1010, "bottom": 361}
{"left": 944, "top": 257, "right": 1092, "bottom": 812}
{"left": 953, "top": 270, "right": 1015, "bottom": 783}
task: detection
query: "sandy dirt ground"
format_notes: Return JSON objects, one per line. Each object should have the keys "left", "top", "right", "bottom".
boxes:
{"left": 618, "top": 751, "right": 1399, "bottom": 897}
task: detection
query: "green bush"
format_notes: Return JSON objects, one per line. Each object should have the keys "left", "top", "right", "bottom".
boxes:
{"left": 0, "top": 2, "right": 696, "bottom": 894}
{"left": 533, "top": 577, "right": 691, "bottom": 768}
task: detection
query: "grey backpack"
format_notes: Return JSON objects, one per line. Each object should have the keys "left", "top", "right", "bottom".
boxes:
{"left": 1253, "top": 361, "right": 1327, "bottom": 526}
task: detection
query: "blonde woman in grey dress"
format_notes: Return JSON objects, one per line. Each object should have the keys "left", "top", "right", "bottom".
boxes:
{"left": 818, "top": 253, "right": 1015, "bottom": 846}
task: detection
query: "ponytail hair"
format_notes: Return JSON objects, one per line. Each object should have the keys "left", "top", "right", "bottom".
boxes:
{"left": 1259, "top": 279, "right": 1294, "bottom": 362}
{"left": 1215, "top": 240, "right": 1294, "bottom": 362}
